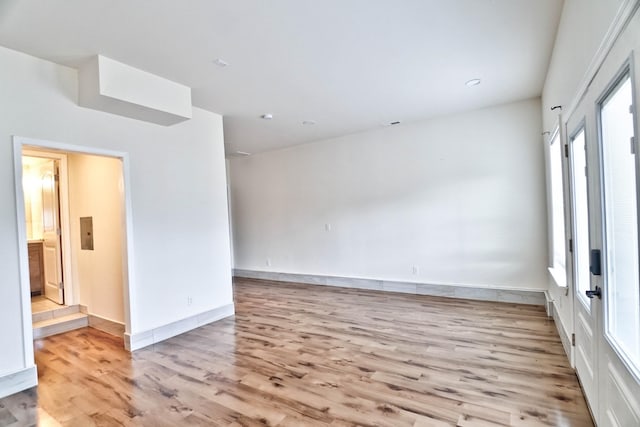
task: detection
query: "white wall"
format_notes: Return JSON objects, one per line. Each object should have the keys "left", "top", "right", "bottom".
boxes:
{"left": 68, "top": 153, "right": 125, "bottom": 324}
{"left": 541, "top": 0, "right": 626, "bottom": 343}
{"left": 541, "top": 0, "right": 620, "bottom": 131}
{"left": 0, "top": 46, "right": 232, "bottom": 386}
{"left": 230, "top": 98, "right": 548, "bottom": 291}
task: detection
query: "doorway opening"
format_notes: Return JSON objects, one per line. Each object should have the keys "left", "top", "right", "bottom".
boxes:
{"left": 14, "top": 136, "right": 133, "bottom": 353}
{"left": 23, "top": 154, "right": 65, "bottom": 303}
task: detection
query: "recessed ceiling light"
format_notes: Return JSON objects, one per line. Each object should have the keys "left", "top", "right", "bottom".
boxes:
{"left": 302, "top": 120, "right": 316, "bottom": 125}
{"left": 261, "top": 113, "right": 273, "bottom": 120}
{"left": 465, "top": 78, "right": 481, "bottom": 87}
{"left": 213, "top": 58, "right": 228, "bottom": 67}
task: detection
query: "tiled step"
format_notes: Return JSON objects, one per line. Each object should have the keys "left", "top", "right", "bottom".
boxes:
{"left": 33, "top": 312, "right": 88, "bottom": 339}
{"left": 32, "top": 304, "right": 80, "bottom": 323}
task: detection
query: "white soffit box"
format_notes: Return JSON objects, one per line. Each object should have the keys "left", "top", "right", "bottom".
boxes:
{"left": 78, "top": 55, "right": 192, "bottom": 125}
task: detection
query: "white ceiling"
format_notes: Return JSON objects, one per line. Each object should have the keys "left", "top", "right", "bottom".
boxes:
{"left": 0, "top": 0, "right": 563, "bottom": 155}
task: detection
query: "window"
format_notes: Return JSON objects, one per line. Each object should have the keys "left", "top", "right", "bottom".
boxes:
{"left": 570, "top": 127, "right": 591, "bottom": 309}
{"left": 599, "top": 72, "right": 640, "bottom": 375}
{"left": 549, "top": 129, "right": 567, "bottom": 286}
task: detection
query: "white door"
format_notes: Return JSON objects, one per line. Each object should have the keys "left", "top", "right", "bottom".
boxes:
{"left": 566, "top": 8, "right": 640, "bottom": 426}
{"left": 566, "top": 114, "right": 600, "bottom": 420}
{"left": 41, "top": 159, "right": 64, "bottom": 304}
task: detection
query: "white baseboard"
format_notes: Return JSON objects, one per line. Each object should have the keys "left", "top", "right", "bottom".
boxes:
{"left": 125, "top": 303, "right": 235, "bottom": 351}
{"left": 550, "top": 300, "right": 574, "bottom": 366}
{"left": 0, "top": 366, "right": 37, "bottom": 399}
{"left": 79, "top": 306, "right": 126, "bottom": 338}
{"left": 88, "top": 314, "right": 125, "bottom": 338}
{"left": 544, "top": 290, "right": 554, "bottom": 317}
{"left": 234, "top": 269, "right": 546, "bottom": 306}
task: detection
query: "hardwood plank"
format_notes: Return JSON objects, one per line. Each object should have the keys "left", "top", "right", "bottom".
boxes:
{"left": 0, "top": 278, "right": 593, "bottom": 426}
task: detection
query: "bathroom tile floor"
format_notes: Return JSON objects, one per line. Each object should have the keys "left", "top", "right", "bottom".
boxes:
{"left": 31, "top": 296, "right": 63, "bottom": 314}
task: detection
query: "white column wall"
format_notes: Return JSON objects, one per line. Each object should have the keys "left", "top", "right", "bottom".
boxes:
{"left": 0, "top": 46, "right": 232, "bottom": 389}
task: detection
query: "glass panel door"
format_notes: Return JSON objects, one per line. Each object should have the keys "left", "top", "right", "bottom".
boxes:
{"left": 550, "top": 130, "right": 567, "bottom": 277}
{"left": 599, "top": 73, "right": 640, "bottom": 377}
{"left": 569, "top": 127, "right": 592, "bottom": 310}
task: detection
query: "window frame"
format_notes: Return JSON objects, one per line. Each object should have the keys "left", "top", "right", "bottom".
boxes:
{"left": 567, "top": 121, "right": 593, "bottom": 311}
{"left": 595, "top": 59, "right": 640, "bottom": 382}
{"left": 547, "top": 125, "right": 568, "bottom": 288}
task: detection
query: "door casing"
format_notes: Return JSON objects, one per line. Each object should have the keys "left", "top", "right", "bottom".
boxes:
{"left": 13, "top": 136, "right": 136, "bottom": 364}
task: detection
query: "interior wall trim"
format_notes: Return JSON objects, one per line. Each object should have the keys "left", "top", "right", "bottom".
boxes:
{"left": 233, "top": 269, "right": 546, "bottom": 306}
{"left": 124, "top": 303, "right": 235, "bottom": 352}
{"left": 79, "top": 306, "right": 126, "bottom": 339}
{"left": 0, "top": 366, "right": 37, "bottom": 400}
{"left": 544, "top": 290, "right": 554, "bottom": 316}
{"left": 551, "top": 299, "right": 574, "bottom": 366}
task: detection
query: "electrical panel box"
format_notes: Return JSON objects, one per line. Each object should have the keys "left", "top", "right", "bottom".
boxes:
{"left": 80, "top": 216, "right": 94, "bottom": 250}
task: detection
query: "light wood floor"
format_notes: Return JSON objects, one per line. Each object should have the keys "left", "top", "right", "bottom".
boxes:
{"left": 0, "top": 278, "right": 593, "bottom": 426}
